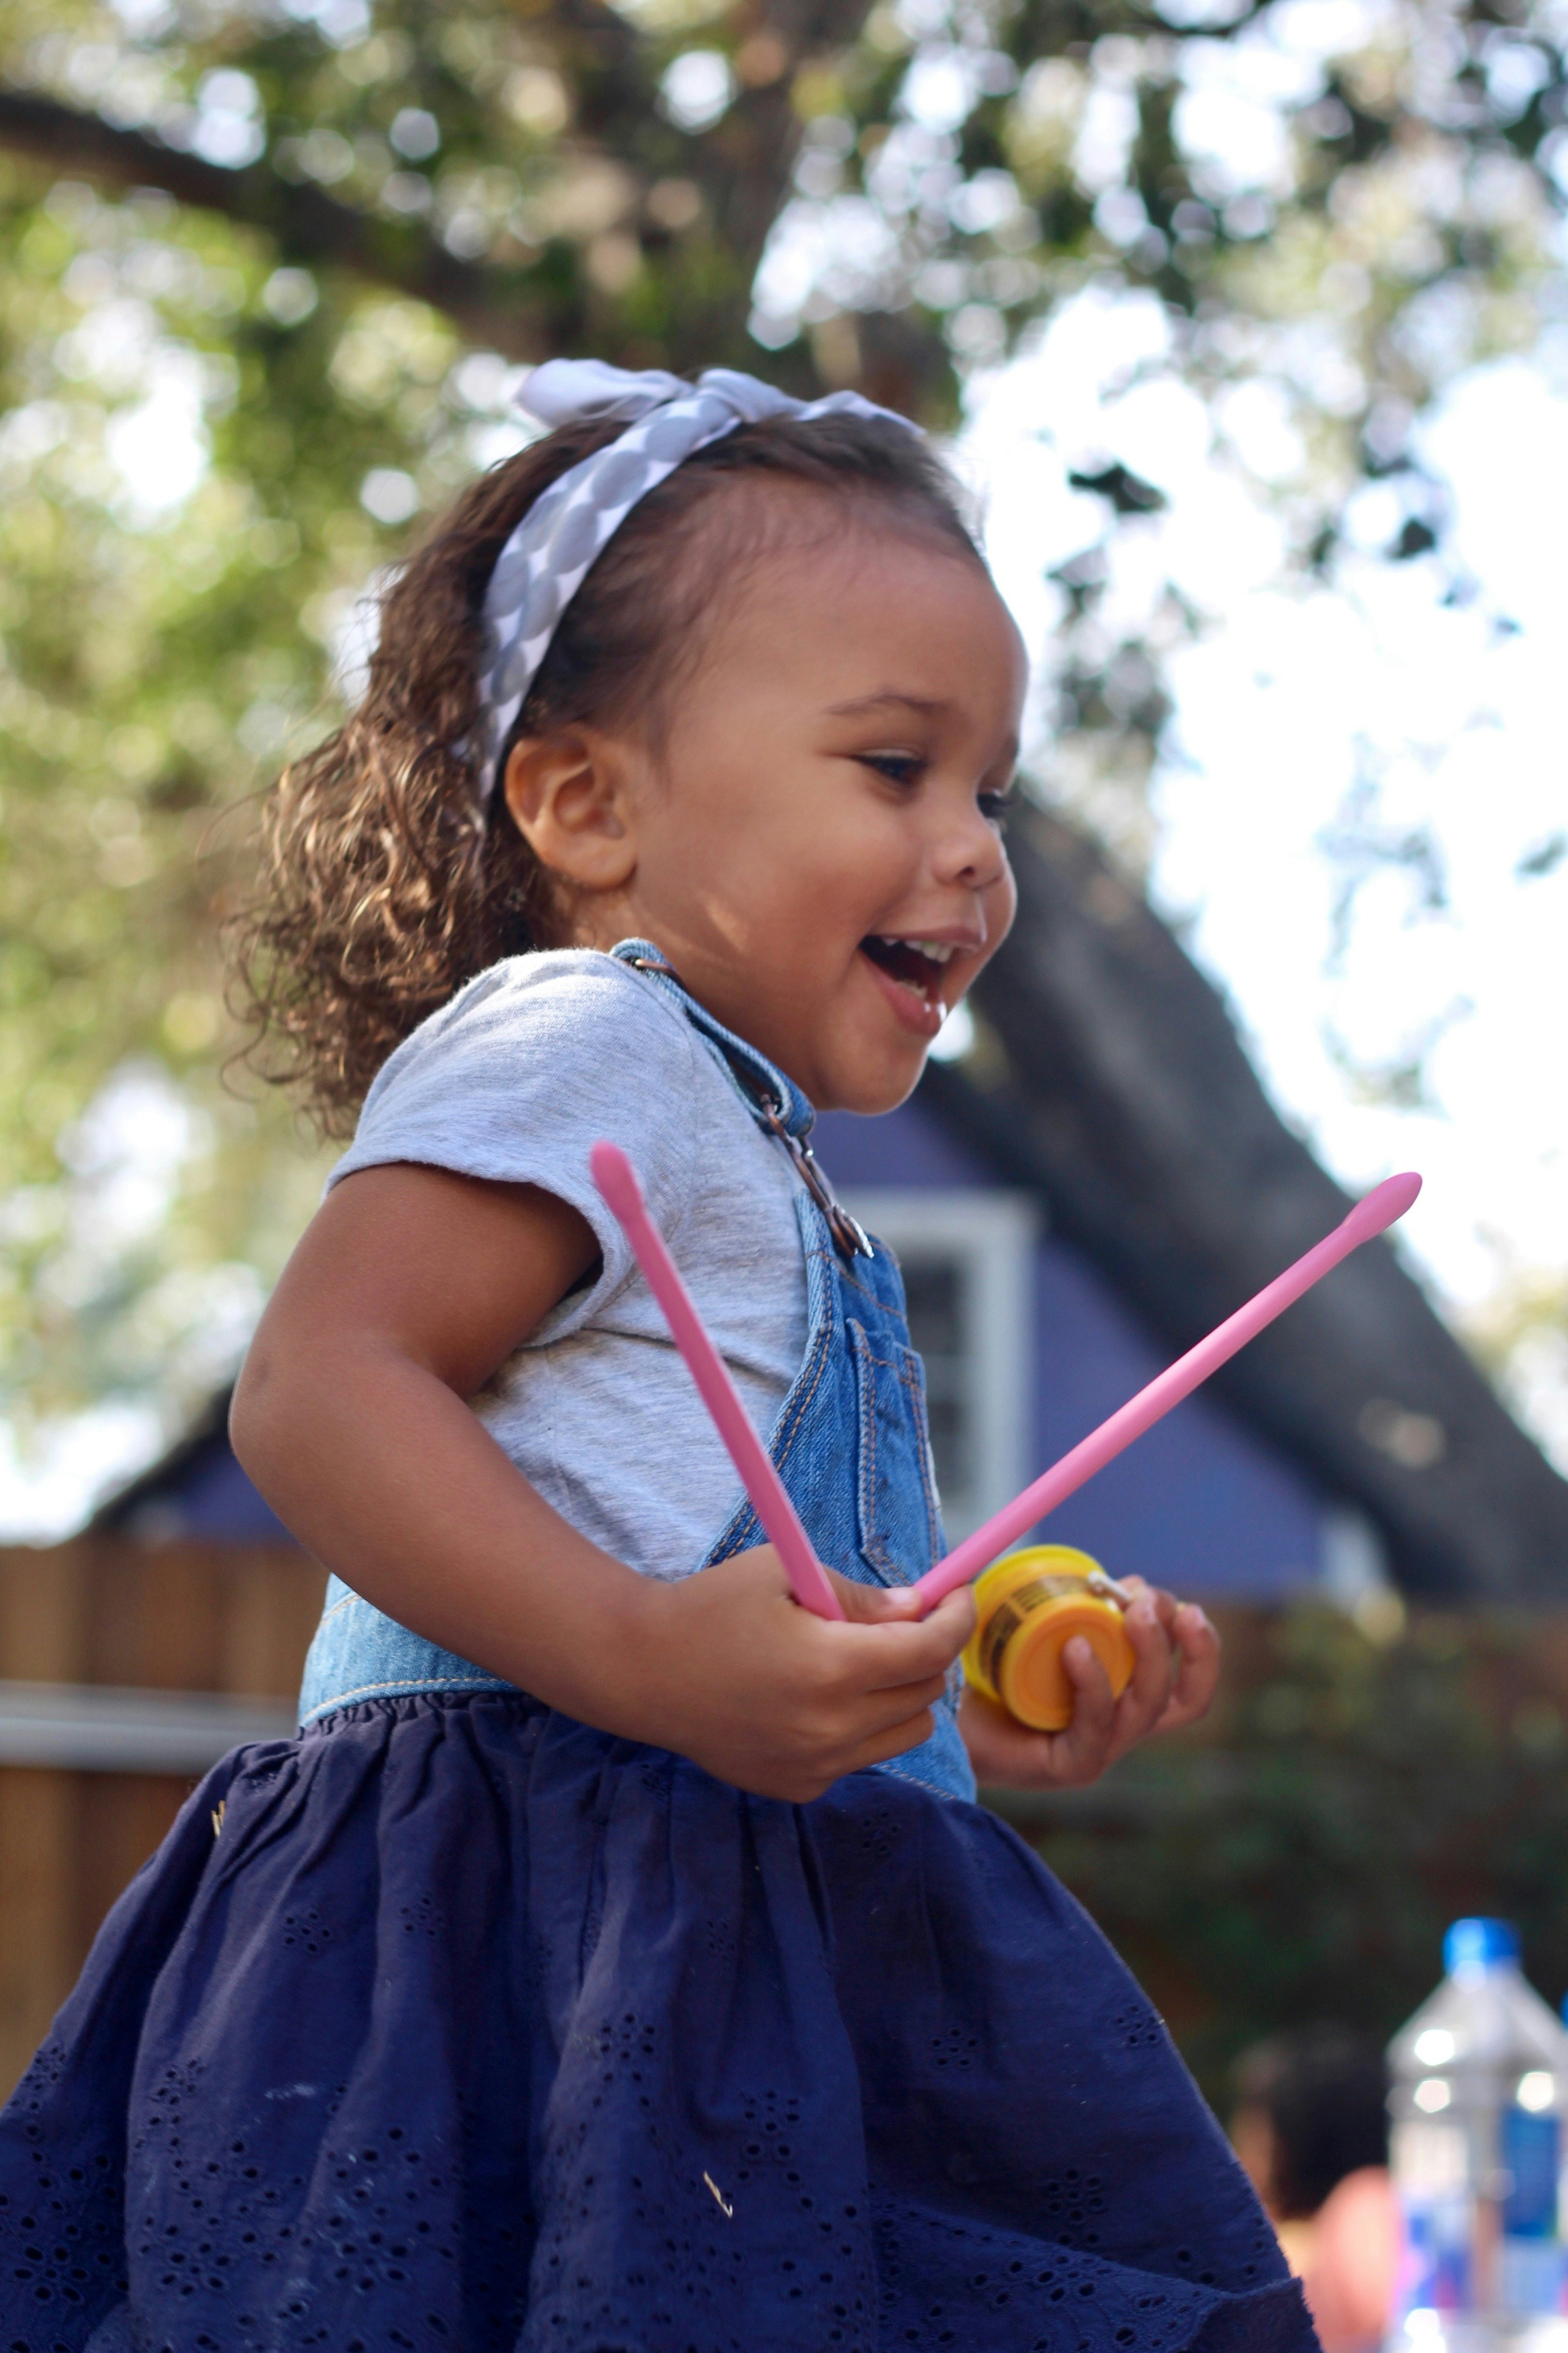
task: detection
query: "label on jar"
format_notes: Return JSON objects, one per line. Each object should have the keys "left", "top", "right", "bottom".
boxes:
{"left": 978, "top": 1575, "right": 1088, "bottom": 1691}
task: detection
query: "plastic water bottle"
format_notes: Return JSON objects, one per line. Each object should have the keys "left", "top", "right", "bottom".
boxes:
{"left": 1387, "top": 1918, "right": 1568, "bottom": 2350}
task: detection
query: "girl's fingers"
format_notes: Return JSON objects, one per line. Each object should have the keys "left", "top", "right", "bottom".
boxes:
{"left": 1146, "top": 1585, "right": 1183, "bottom": 1634}
{"left": 1154, "top": 1602, "right": 1221, "bottom": 1731}
{"left": 956, "top": 1592, "right": 1221, "bottom": 1791}
{"left": 824, "top": 1567, "right": 926, "bottom": 1621}
{"left": 851, "top": 1587, "right": 975, "bottom": 1687}
{"left": 817, "top": 1567, "right": 974, "bottom": 1667}
{"left": 848, "top": 1707, "right": 939, "bottom": 1773}
{"left": 1030, "top": 1635, "right": 1118, "bottom": 1783}
{"left": 849, "top": 1672, "right": 952, "bottom": 1739}
{"left": 1109, "top": 1594, "right": 1177, "bottom": 1742}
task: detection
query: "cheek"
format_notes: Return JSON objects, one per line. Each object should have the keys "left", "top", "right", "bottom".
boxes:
{"left": 762, "top": 788, "right": 914, "bottom": 905}
{"left": 985, "top": 852, "right": 1018, "bottom": 946}
{"left": 682, "top": 754, "right": 832, "bottom": 875}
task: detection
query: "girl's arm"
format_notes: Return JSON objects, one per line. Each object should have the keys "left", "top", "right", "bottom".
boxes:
{"left": 231, "top": 1161, "right": 974, "bottom": 1803}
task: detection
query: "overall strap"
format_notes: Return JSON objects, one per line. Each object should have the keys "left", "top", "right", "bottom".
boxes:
{"left": 611, "top": 938, "right": 872, "bottom": 1263}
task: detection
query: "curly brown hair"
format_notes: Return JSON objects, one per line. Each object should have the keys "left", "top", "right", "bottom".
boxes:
{"left": 229, "top": 405, "right": 982, "bottom": 1133}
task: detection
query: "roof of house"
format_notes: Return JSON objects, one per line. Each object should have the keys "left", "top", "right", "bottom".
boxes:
{"left": 91, "top": 1390, "right": 291, "bottom": 1544}
{"left": 935, "top": 804, "right": 1568, "bottom": 1604}
{"left": 94, "top": 802, "right": 1568, "bottom": 1600}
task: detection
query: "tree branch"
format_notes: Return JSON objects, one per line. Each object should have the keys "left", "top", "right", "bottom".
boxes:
{"left": 0, "top": 0, "right": 891, "bottom": 386}
{"left": 0, "top": 87, "right": 557, "bottom": 356}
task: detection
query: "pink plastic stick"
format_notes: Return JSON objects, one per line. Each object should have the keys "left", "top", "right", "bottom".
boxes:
{"left": 590, "top": 1142, "right": 845, "bottom": 1622}
{"left": 913, "top": 1170, "right": 1423, "bottom": 1610}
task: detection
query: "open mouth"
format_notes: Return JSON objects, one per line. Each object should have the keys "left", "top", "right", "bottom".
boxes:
{"left": 859, "top": 935, "right": 956, "bottom": 1006}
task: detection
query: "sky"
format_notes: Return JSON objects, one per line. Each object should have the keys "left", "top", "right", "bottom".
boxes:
{"left": 2, "top": 279, "right": 1565, "bottom": 1534}
{"left": 964, "top": 296, "right": 1568, "bottom": 1468}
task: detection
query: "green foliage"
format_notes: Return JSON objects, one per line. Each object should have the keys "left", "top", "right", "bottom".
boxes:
{"left": 994, "top": 1602, "right": 1568, "bottom": 2099}
{"left": 1, "top": 0, "right": 1565, "bottom": 1464}
{"left": 0, "top": 165, "right": 486, "bottom": 1438}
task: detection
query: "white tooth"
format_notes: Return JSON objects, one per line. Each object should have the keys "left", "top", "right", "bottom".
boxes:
{"left": 878, "top": 936, "right": 956, "bottom": 963}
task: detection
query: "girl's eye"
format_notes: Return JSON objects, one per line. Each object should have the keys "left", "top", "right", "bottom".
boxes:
{"left": 860, "top": 751, "right": 924, "bottom": 785}
{"left": 978, "top": 786, "right": 1017, "bottom": 824}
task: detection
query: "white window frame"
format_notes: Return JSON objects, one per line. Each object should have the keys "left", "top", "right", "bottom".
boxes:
{"left": 840, "top": 1189, "right": 1039, "bottom": 1543}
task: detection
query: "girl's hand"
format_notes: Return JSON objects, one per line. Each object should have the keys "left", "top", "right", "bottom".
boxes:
{"left": 957, "top": 1579, "right": 1218, "bottom": 1792}
{"left": 630, "top": 1548, "right": 975, "bottom": 1804}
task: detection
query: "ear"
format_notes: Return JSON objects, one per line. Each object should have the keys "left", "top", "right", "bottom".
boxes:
{"left": 501, "top": 730, "right": 638, "bottom": 896}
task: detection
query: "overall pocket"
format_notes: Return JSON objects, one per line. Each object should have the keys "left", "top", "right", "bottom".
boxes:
{"left": 848, "top": 1317, "right": 943, "bottom": 1584}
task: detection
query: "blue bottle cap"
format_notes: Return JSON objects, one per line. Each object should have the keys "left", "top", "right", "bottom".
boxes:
{"left": 1445, "top": 1917, "right": 1520, "bottom": 1975}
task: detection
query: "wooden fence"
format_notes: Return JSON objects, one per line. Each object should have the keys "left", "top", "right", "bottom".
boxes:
{"left": 0, "top": 1538, "right": 323, "bottom": 2100}
{"left": 0, "top": 1554, "right": 1344, "bottom": 2101}
{"left": 10, "top": 1546, "right": 1568, "bottom": 2112}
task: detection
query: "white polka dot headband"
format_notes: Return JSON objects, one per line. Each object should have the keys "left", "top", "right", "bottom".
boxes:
{"left": 472, "top": 359, "right": 920, "bottom": 806}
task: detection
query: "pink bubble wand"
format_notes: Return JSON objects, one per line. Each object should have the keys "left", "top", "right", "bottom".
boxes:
{"left": 912, "top": 1170, "right": 1423, "bottom": 1610}
{"left": 590, "top": 1143, "right": 846, "bottom": 1621}
{"left": 593, "top": 1140, "right": 1421, "bottom": 1625}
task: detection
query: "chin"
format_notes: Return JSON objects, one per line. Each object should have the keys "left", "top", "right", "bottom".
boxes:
{"left": 820, "top": 1054, "right": 926, "bottom": 1119}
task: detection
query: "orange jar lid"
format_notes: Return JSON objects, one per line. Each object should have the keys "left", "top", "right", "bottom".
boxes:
{"left": 962, "top": 1545, "right": 1136, "bottom": 1732}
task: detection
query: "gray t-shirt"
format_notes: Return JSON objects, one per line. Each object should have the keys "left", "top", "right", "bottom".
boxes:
{"left": 326, "top": 949, "right": 809, "bottom": 1581}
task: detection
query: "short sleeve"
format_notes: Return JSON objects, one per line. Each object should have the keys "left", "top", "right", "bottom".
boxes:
{"left": 325, "top": 952, "right": 709, "bottom": 1342}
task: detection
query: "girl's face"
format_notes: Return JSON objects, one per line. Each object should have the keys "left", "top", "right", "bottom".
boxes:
{"left": 514, "top": 507, "right": 1026, "bottom": 1114}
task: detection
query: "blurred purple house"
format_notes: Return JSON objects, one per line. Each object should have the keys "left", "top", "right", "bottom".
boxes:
{"left": 98, "top": 1087, "right": 1378, "bottom": 1604}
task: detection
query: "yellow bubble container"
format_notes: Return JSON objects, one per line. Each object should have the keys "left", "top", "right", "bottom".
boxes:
{"left": 963, "top": 1545, "right": 1137, "bottom": 1731}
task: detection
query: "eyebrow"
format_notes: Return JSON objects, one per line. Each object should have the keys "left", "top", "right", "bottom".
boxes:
{"left": 823, "top": 691, "right": 949, "bottom": 719}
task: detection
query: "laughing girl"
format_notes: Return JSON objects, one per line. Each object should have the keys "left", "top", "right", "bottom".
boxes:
{"left": 0, "top": 362, "right": 1313, "bottom": 2353}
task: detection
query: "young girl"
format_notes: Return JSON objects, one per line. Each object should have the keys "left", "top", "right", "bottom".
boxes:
{"left": 0, "top": 362, "right": 1314, "bottom": 2352}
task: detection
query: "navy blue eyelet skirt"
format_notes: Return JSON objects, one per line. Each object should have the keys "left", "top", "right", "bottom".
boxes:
{"left": 0, "top": 1691, "right": 1315, "bottom": 2352}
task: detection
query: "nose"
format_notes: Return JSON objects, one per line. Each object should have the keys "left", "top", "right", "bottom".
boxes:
{"left": 933, "top": 794, "right": 1010, "bottom": 896}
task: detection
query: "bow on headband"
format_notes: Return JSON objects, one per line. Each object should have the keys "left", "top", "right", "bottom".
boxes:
{"left": 470, "top": 360, "right": 920, "bottom": 806}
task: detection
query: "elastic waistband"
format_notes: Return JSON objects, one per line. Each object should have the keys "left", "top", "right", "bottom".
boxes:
{"left": 297, "top": 1579, "right": 513, "bottom": 1726}
{"left": 299, "top": 1586, "right": 974, "bottom": 1798}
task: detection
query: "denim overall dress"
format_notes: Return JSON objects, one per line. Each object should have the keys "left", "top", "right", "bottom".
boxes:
{"left": 0, "top": 948, "right": 1315, "bottom": 2353}
{"left": 295, "top": 940, "right": 974, "bottom": 1804}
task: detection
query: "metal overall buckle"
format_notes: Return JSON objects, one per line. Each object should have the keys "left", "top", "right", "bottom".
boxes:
{"left": 629, "top": 957, "right": 874, "bottom": 1264}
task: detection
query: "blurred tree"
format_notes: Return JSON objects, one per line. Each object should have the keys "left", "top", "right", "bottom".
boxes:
{"left": 993, "top": 1599, "right": 1568, "bottom": 2099}
{"left": 0, "top": 0, "right": 1565, "bottom": 1471}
